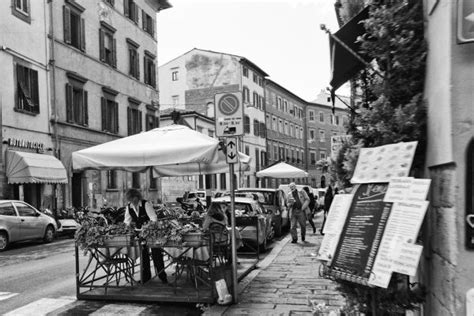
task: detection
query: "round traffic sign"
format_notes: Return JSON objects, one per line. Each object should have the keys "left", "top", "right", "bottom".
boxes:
{"left": 218, "top": 94, "right": 239, "bottom": 116}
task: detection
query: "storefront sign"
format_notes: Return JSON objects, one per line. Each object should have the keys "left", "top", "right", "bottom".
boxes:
{"left": 6, "top": 137, "right": 44, "bottom": 151}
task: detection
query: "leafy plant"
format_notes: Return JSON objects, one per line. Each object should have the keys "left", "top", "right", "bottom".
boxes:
{"left": 139, "top": 218, "right": 196, "bottom": 247}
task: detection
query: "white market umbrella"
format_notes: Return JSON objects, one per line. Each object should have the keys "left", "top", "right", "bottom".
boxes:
{"left": 153, "top": 151, "right": 251, "bottom": 177}
{"left": 256, "top": 161, "right": 308, "bottom": 178}
{"left": 73, "top": 125, "right": 221, "bottom": 172}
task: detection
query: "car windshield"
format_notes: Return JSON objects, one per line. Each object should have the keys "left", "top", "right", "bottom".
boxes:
{"left": 238, "top": 191, "right": 274, "bottom": 205}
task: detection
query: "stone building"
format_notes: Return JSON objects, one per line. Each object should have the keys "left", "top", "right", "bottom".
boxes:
{"left": 0, "top": 0, "right": 66, "bottom": 210}
{"left": 0, "top": 0, "right": 171, "bottom": 211}
{"left": 264, "top": 79, "right": 307, "bottom": 188}
{"left": 306, "top": 90, "right": 349, "bottom": 189}
{"left": 159, "top": 48, "right": 268, "bottom": 188}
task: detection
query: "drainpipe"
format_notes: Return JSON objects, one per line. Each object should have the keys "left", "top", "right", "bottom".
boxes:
{"left": 48, "top": 0, "right": 61, "bottom": 210}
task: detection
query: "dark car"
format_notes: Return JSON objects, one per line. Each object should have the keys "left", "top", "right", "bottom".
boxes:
{"left": 235, "top": 188, "right": 288, "bottom": 237}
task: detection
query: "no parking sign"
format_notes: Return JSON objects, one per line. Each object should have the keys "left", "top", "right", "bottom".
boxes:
{"left": 215, "top": 92, "right": 244, "bottom": 137}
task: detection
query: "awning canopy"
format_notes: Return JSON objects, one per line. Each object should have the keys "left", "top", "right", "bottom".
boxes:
{"left": 256, "top": 161, "right": 308, "bottom": 178}
{"left": 6, "top": 151, "right": 68, "bottom": 184}
{"left": 329, "top": 6, "right": 370, "bottom": 92}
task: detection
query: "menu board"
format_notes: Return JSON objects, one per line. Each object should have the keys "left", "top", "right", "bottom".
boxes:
{"left": 351, "top": 141, "right": 418, "bottom": 184}
{"left": 330, "top": 183, "right": 392, "bottom": 278}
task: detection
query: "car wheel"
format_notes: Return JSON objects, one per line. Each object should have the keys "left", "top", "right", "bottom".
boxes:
{"left": 0, "top": 232, "right": 9, "bottom": 251}
{"left": 267, "top": 224, "right": 275, "bottom": 241}
{"left": 43, "top": 225, "right": 55, "bottom": 243}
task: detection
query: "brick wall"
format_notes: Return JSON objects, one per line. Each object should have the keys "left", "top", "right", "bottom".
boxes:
{"left": 185, "top": 84, "right": 240, "bottom": 115}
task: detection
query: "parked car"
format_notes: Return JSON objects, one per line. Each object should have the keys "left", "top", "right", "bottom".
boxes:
{"left": 0, "top": 200, "right": 58, "bottom": 251}
{"left": 235, "top": 188, "right": 288, "bottom": 236}
{"left": 210, "top": 196, "right": 273, "bottom": 251}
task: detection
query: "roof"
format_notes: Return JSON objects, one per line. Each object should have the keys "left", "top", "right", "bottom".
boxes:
{"left": 159, "top": 48, "right": 269, "bottom": 76}
{"left": 265, "top": 79, "right": 308, "bottom": 105}
{"left": 309, "top": 90, "right": 350, "bottom": 110}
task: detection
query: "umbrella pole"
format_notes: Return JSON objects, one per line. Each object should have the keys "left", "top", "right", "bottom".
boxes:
{"left": 229, "top": 163, "right": 238, "bottom": 304}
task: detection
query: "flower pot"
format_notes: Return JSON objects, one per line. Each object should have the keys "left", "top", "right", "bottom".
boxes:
{"left": 103, "top": 234, "right": 135, "bottom": 247}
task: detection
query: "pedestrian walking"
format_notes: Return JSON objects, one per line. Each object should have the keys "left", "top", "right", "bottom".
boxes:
{"left": 124, "top": 188, "right": 168, "bottom": 284}
{"left": 303, "top": 186, "right": 317, "bottom": 234}
{"left": 319, "top": 185, "right": 334, "bottom": 235}
{"left": 287, "top": 182, "right": 310, "bottom": 243}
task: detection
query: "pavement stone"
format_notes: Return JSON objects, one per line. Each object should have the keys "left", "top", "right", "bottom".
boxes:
{"left": 205, "top": 215, "right": 348, "bottom": 316}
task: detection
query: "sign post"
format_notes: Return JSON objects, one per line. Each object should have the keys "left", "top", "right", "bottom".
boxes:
{"left": 215, "top": 91, "right": 243, "bottom": 304}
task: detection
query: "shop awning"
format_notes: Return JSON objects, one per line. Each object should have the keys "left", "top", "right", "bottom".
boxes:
{"left": 6, "top": 151, "right": 68, "bottom": 184}
{"left": 329, "top": 6, "right": 370, "bottom": 92}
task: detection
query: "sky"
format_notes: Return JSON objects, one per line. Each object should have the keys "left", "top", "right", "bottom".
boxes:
{"left": 156, "top": 0, "right": 349, "bottom": 102}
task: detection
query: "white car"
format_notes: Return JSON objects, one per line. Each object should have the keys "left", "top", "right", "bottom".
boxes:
{"left": 0, "top": 200, "right": 58, "bottom": 251}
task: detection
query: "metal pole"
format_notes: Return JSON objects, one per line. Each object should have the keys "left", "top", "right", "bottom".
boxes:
{"left": 229, "top": 163, "right": 238, "bottom": 303}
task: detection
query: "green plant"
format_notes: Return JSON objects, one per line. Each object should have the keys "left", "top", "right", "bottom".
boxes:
{"left": 139, "top": 218, "right": 195, "bottom": 247}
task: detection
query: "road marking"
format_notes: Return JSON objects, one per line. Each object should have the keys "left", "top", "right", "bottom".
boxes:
{"left": 3, "top": 297, "right": 75, "bottom": 316}
{"left": 0, "top": 292, "right": 19, "bottom": 301}
{"left": 90, "top": 304, "right": 148, "bottom": 315}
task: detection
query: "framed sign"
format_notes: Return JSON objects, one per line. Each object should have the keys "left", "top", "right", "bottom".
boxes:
{"left": 458, "top": 0, "right": 474, "bottom": 43}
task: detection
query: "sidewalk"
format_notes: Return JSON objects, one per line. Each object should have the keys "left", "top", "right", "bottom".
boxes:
{"left": 206, "top": 213, "right": 347, "bottom": 316}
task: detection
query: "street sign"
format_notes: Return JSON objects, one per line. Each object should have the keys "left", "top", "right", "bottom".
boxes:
{"left": 225, "top": 137, "right": 238, "bottom": 164}
{"left": 215, "top": 92, "right": 244, "bottom": 137}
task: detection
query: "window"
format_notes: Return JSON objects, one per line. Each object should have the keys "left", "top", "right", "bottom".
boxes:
{"left": 253, "top": 73, "right": 258, "bottom": 83}
{"left": 309, "top": 129, "right": 315, "bottom": 141}
{"left": 243, "top": 67, "right": 248, "bottom": 77}
{"left": 127, "top": 39, "right": 140, "bottom": 79}
{"left": 260, "top": 96, "right": 265, "bottom": 111}
{"left": 261, "top": 151, "right": 266, "bottom": 167}
{"left": 336, "top": 115, "right": 340, "bottom": 125}
{"left": 127, "top": 106, "right": 142, "bottom": 135}
{"left": 310, "top": 152, "right": 316, "bottom": 165}
{"left": 259, "top": 122, "right": 266, "bottom": 138}
{"left": 284, "top": 121, "right": 288, "bottom": 135}
{"left": 244, "top": 115, "right": 250, "bottom": 133}
{"left": 272, "top": 116, "right": 277, "bottom": 131}
{"left": 149, "top": 169, "right": 157, "bottom": 189}
{"left": 258, "top": 77, "right": 263, "bottom": 87}
{"left": 273, "top": 145, "right": 278, "bottom": 160}
{"left": 15, "top": 63, "right": 39, "bottom": 114}
{"left": 277, "top": 97, "right": 282, "bottom": 111}
{"left": 253, "top": 119, "right": 259, "bottom": 136}
{"left": 101, "top": 95, "right": 119, "bottom": 134}
{"left": 319, "top": 130, "right": 326, "bottom": 142}
{"left": 196, "top": 125, "right": 203, "bottom": 133}
{"left": 331, "top": 114, "right": 335, "bottom": 125}
{"left": 208, "top": 130, "right": 214, "bottom": 137}
{"left": 245, "top": 146, "right": 250, "bottom": 155}
{"left": 284, "top": 100, "right": 288, "bottom": 113}
{"left": 243, "top": 86, "right": 250, "bottom": 103}
{"left": 320, "top": 151, "right": 327, "bottom": 160}
{"left": 290, "top": 124, "right": 294, "bottom": 137}
{"left": 255, "top": 148, "right": 260, "bottom": 170}
{"left": 220, "top": 173, "right": 226, "bottom": 190}
{"left": 107, "top": 170, "right": 117, "bottom": 189}
{"left": 309, "top": 110, "right": 315, "bottom": 121}
{"left": 12, "top": 0, "right": 30, "bottom": 23}
{"left": 172, "top": 95, "right": 179, "bottom": 106}
{"left": 124, "top": 0, "right": 139, "bottom": 23}
{"left": 145, "top": 113, "right": 158, "bottom": 131}
{"left": 172, "top": 70, "right": 178, "bottom": 81}
{"left": 278, "top": 119, "right": 283, "bottom": 133}
{"left": 0, "top": 202, "right": 16, "bottom": 216}
{"left": 15, "top": 202, "right": 36, "bottom": 216}
{"left": 319, "top": 112, "right": 324, "bottom": 123}
{"left": 99, "top": 22, "right": 117, "bottom": 67}
{"left": 144, "top": 52, "right": 156, "bottom": 87}
{"left": 65, "top": 83, "right": 88, "bottom": 126}
{"left": 142, "top": 11, "right": 155, "bottom": 37}
{"left": 63, "top": 1, "right": 85, "bottom": 51}
{"left": 132, "top": 172, "right": 140, "bottom": 188}
{"left": 253, "top": 92, "right": 258, "bottom": 107}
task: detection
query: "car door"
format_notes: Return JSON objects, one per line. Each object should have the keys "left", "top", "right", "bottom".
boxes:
{"left": 14, "top": 202, "right": 44, "bottom": 240}
{"left": 0, "top": 201, "right": 21, "bottom": 242}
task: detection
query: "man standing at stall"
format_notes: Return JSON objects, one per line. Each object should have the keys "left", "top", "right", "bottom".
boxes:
{"left": 287, "top": 183, "right": 310, "bottom": 243}
{"left": 124, "top": 189, "right": 168, "bottom": 284}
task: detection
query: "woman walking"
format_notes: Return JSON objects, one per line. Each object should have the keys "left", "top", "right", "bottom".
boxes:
{"left": 303, "top": 187, "right": 317, "bottom": 234}
{"left": 320, "top": 185, "right": 334, "bottom": 235}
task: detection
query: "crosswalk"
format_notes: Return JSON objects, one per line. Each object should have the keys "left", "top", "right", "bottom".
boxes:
{"left": 0, "top": 292, "right": 200, "bottom": 315}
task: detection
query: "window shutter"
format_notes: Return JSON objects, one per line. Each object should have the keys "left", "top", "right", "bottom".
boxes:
{"left": 99, "top": 29, "right": 104, "bottom": 61}
{"left": 136, "top": 52, "right": 140, "bottom": 79}
{"left": 101, "top": 97, "right": 106, "bottom": 131}
{"left": 63, "top": 6, "right": 71, "bottom": 44}
{"left": 143, "top": 56, "right": 148, "bottom": 83}
{"left": 142, "top": 9, "right": 146, "bottom": 30}
{"left": 134, "top": 3, "right": 139, "bottom": 23}
{"left": 83, "top": 90, "right": 88, "bottom": 126}
{"left": 31, "top": 69, "right": 39, "bottom": 111}
{"left": 80, "top": 18, "right": 86, "bottom": 51}
{"left": 124, "top": 0, "right": 129, "bottom": 17}
{"left": 151, "top": 17, "right": 155, "bottom": 37}
{"left": 66, "top": 84, "right": 73, "bottom": 122}
{"left": 114, "top": 102, "right": 119, "bottom": 133}
{"left": 151, "top": 62, "right": 156, "bottom": 88}
{"left": 112, "top": 39, "right": 117, "bottom": 68}
{"left": 139, "top": 111, "right": 142, "bottom": 132}
{"left": 127, "top": 107, "right": 131, "bottom": 135}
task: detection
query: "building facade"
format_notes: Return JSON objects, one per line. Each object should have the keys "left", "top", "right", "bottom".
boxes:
{"left": 0, "top": 0, "right": 65, "bottom": 210}
{"left": 159, "top": 48, "right": 267, "bottom": 188}
{"left": 0, "top": 0, "right": 171, "bottom": 211}
{"left": 306, "top": 91, "right": 349, "bottom": 189}
{"left": 264, "top": 79, "right": 307, "bottom": 188}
